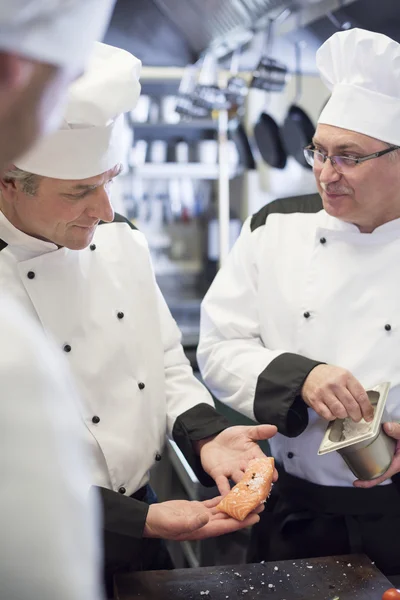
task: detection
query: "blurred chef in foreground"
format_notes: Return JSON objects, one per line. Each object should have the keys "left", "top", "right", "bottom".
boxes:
{"left": 198, "top": 28, "right": 400, "bottom": 581}
{"left": 0, "top": 1, "right": 118, "bottom": 599}
{"left": 0, "top": 39, "right": 278, "bottom": 596}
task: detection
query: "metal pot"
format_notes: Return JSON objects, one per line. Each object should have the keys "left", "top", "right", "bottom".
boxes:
{"left": 318, "top": 382, "right": 396, "bottom": 480}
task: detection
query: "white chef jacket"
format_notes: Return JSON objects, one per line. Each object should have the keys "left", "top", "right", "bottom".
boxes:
{"left": 198, "top": 193, "right": 400, "bottom": 488}
{"left": 0, "top": 212, "right": 216, "bottom": 497}
{"left": 0, "top": 294, "right": 103, "bottom": 600}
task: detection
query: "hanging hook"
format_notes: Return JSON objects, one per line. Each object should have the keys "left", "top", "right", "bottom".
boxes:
{"left": 327, "top": 0, "right": 352, "bottom": 30}
{"left": 294, "top": 40, "right": 302, "bottom": 105}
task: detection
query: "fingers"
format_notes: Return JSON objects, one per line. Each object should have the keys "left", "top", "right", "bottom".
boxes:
{"left": 246, "top": 424, "right": 278, "bottom": 442}
{"left": 384, "top": 422, "right": 400, "bottom": 441}
{"left": 347, "top": 377, "right": 373, "bottom": 421}
{"left": 203, "top": 496, "right": 222, "bottom": 509}
{"left": 215, "top": 474, "right": 231, "bottom": 496}
{"left": 353, "top": 453, "right": 400, "bottom": 488}
{"left": 312, "top": 400, "right": 335, "bottom": 421}
{"left": 336, "top": 387, "right": 362, "bottom": 421}
{"left": 252, "top": 503, "right": 265, "bottom": 515}
{"left": 189, "top": 512, "right": 260, "bottom": 540}
{"left": 324, "top": 392, "right": 348, "bottom": 420}
{"left": 230, "top": 468, "right": 246, "bottom": 484}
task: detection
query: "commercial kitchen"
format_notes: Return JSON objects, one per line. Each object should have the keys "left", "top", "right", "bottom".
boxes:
{"left": 2, "top": 1, "right": 400, "bottom": 599}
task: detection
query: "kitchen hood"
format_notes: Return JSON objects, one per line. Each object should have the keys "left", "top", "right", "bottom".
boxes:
{"left": 105, "top": 0, "right": 354, "bottom": 68}
{"left": 104, "top": 0, "right": 400, "bottom": 70}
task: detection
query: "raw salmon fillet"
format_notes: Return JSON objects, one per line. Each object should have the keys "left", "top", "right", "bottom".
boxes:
{"left": 216, "top": 457, "right": 274, "bottom": 521}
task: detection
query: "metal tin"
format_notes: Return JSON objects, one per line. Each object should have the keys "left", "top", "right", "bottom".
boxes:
{"left": 317, "top": 382, "right": 396, "bottom": 480}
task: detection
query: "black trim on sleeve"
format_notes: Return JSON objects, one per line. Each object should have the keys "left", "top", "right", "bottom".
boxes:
{"left": 0, "top": 239, "right": 8, "bottom": 251}
{"left": 99, "top": 213, "right": 138, "bottom": 230}
{"left": 254, "top": 353, "right": 324, "bottom": 437}
{"left": 250, "top": 193, "right": 323, "bottom": 232}
{"left": 95, "top": 486, "right": 149, "bottom": 539}
{"left": 94, "top": 486, "right": 150, "bottom": 571}
{"left": 172, "top": 403, "right": 230, "bottom": 487}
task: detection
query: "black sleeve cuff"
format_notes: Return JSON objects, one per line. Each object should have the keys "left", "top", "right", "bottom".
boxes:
{"left": 94, "top": 486, "right": 149, "bottom": 539}
{"left": 254, "top": 353, "right": 324, "bottom": 437}
{"left": 172, "top": 403, "right": 230, "bottom": 487}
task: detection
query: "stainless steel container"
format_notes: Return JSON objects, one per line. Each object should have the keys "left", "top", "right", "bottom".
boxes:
{"left": 318, "top": 382, "right": 396, "bottom": 480}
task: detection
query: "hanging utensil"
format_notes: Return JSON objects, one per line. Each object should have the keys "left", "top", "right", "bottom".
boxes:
{"left": 191, "top": 52, "right": 230, "bottom": 114}
{"left": 252, "top": 19, "right": 287, "bottom": 169}
{"left": 175, "top": 62, "right": 209, "bottom": 119}
{"left": 224, "top": 45, "right": 256, "bottom": 171}
{"left": 281, "top": 41, "right": 315, "bottom": 168}
{"left": 224, "top": 46, "right": 248, "bottom": 113}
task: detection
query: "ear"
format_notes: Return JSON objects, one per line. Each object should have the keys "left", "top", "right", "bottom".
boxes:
{"left": 0, "top": 170, "right": 18, "bottom": 204}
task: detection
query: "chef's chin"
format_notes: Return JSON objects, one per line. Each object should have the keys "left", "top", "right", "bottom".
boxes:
{"left": 65, "top": 225, "right": 96, "bottom": 250}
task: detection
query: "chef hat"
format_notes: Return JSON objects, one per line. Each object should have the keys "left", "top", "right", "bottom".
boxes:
{"left": 14, "top": 43, "right": 142, "bottom": 180}
{"left": 0, "top": 0, "right": 116, "bottom": 70}
{"left": 317, "top": 28, "right": 400, "bottom": 145}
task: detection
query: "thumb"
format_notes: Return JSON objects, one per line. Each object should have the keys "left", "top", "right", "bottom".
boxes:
{"left": 246, "top": 424, "right": 278, "bottom": 442}
{"left": 186, "top": 507, "right": 209, "bottom": 532}
{"left": 384, "top": 422, "right": 400, "bottom": 440}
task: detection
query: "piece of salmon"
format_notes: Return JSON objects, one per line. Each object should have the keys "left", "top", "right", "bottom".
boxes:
{"left": 216, "top": 457, "right": 275, "bottom": 521}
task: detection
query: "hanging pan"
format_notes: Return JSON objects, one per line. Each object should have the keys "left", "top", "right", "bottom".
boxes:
{"left": 281, "top": 42, "right": 315, "bottom": 168}
{"left": 251, "top": 20, "right": 288, "bottom": 169}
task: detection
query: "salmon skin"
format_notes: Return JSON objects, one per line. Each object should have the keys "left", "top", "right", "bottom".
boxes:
{"left": 216, "top": 457, "right": 274, "bottom": 521}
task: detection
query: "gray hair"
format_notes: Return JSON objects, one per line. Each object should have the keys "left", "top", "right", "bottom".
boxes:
{"left": 3, "top": 167, "right": 41, "bottom": 196}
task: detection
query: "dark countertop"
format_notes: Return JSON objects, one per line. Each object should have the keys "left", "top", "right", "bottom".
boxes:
{"left": 114, "top": 554, "right": 392, "bottom": 600}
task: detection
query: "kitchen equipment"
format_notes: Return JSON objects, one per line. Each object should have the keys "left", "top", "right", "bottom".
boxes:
{"left": 161, "top": 95, "right": 180, "bottom": 123}
{"left": 225, "top": 46, "right": 248, "bottom": 113}
{"left": 318, "top": 381, "right": 396, "bottom": 480}
{"left": 254, "top": 112, "right": 287, "bottom": 168}
{"left": 281, "top": 41, "right": 315, "bottom": 168}
{"left": 251, "top": 20, "right": 287, "bottom": 169}
{"left": 175, "top": 63, "right": 209, "bottom": 119}
{"left": 115, "top": 554, "right": 393, "bottom": 600}
{"left": 231, "top": 121, "right": 256, "bottom": 169}
{"left": 225, "top": 47, "right": 256, "bottom": 170}
{"left": 191, "top": 52, "right": 230, "bottom": 113}
{"left": 129, "top": 94, "right": 151, "bottom": 123}
{"left": 197, "top": 139, "right": 218, "bottom": 164}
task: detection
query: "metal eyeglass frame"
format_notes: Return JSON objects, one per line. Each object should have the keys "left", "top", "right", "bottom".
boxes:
{"left": 303, "top": 144, "right": 400, "bottom": 170}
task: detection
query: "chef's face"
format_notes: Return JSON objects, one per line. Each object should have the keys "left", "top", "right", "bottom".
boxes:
{"left": 0, "top": 53, "right": 77, "bottom": 172}
{"left": 1, "top": 165, "right": 119, "bottom": 249}
{"left": 313, "top": 124, "right": 400, "bottom": 233}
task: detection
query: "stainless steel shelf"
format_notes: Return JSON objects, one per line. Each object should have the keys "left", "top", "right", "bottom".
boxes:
{"left": 131, "top": 120, "right": 218, "bottom": 130}
{"left": 132, "top": 163, "right": 242, "bottom": 179}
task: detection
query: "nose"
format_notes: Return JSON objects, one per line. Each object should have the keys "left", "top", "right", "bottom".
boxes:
{"left": 86, "top": 185, "right": 114, "bottom": 223}
{"left": 318, "top": 158, "right": 342, "bottom": 185}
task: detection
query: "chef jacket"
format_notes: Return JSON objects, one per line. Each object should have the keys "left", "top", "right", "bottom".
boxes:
{"left": 0, "top": 211, "right": 229, "bottom": 541}
{"left": 0, "top": 294, "right": 103, "bottom": 600}
{"left": 198, "top": 193, "right": 400, "bottom": 488}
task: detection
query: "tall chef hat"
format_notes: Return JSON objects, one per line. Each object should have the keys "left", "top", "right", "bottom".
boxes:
{"left": 317, "top": 28, "right": 400, "bottom": 145}
{"left": 0, "top": 0, "right": 116, "bottom": 70}
{"left": 14, "top": 43, "right": 142, "bottom": 180}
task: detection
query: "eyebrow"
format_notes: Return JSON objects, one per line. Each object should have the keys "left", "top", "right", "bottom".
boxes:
{"left": 69, "top": 165, "right": 123, "bottom": 191}
{"left": 312, "top": 138, "right": 365, "bottom": 153}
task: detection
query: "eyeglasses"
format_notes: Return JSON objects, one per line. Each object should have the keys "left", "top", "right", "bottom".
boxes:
{"left": 303, "top": 144, "right": 399, "bottom": 175}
